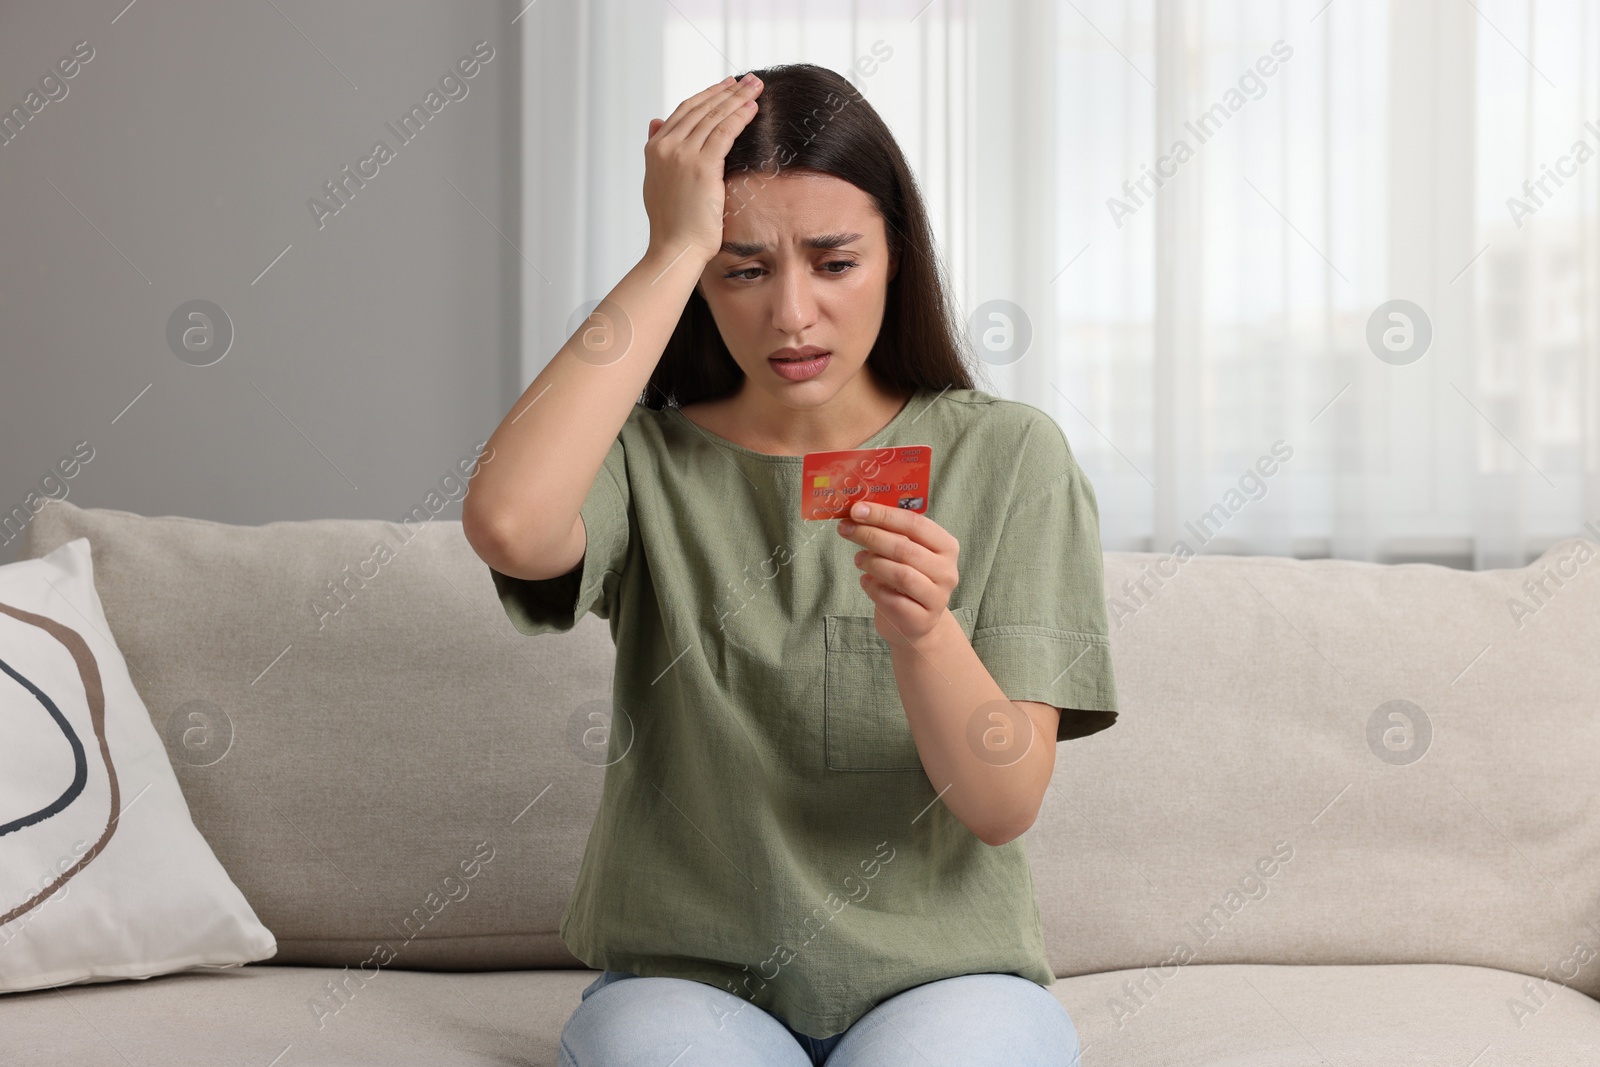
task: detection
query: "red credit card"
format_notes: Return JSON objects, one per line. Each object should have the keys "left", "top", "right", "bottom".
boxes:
{"left": 800, "top": 445, "right": 932, "bottom": 520}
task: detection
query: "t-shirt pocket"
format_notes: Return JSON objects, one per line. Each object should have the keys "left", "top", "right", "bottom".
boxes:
{"left": 823, "top": 605, "right": 978, "bottom": 772}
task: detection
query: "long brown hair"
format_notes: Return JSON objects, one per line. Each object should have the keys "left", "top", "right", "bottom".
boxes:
{"left": 642, "top": 62, "right": 976, "bottom": 410}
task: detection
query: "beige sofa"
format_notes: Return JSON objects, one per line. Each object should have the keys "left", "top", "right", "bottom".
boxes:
{"left": 9, "top": 498, "right": 1600, "bottom": 1065}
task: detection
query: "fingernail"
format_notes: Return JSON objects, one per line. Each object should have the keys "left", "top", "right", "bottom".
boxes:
{"left": 852, "top": 503, "right": 869, "bottom": 519}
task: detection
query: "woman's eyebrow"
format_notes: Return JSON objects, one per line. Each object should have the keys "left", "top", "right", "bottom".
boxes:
{"left": 719, "top": 232, "right": 865, "bottom": 256}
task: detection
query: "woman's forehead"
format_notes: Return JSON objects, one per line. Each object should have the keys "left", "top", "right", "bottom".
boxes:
{"left": 722, "top": 173, "right": 883, "bottom": 245}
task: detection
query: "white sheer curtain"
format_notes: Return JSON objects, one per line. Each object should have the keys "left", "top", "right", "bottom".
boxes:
{"left": 521, "top": 0, "right": 1600, "bottom": 569}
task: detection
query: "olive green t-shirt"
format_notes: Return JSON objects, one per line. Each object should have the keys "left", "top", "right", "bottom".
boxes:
{"left": 489, "top": 385, "right": 1118, "bottom": 1038}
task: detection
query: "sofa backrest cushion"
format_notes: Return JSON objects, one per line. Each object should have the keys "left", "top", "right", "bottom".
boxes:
{"left": 22, "top": 499, "right": 609, "bottom": 970}
{"left": 1059, "top": 538, "right": 1600, "bottom": 1007}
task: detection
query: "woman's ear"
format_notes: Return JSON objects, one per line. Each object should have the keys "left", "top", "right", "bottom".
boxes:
{"left": 887, "top": 246, "right": 899, "bottom": 284}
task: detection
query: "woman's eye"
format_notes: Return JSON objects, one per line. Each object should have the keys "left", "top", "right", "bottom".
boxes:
{"left": 722, "top": 261, "right": 859, "bottom": 281}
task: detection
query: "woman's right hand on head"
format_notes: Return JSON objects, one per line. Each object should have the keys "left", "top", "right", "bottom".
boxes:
{"left": 643, "top": 73, "right": 764, "bottom": 266}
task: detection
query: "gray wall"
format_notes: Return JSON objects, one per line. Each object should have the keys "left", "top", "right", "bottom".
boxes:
{"left": 0, "top": 0, "right": 522, "bottom": 563}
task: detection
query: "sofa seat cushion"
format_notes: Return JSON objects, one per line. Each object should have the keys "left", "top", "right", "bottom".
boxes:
{"left": 1059, "top": 961, "right": 1600, "bottom": 1065}
{"left": 4, "top": 964, "right": 587, "bottom": 1066}
{"left": 5, "top": 962, "right": 1597, "bottom": 1065}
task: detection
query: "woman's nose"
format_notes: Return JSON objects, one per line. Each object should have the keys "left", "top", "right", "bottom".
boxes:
{"left": 770, "top": 267, "right": 819, "bottom": 332}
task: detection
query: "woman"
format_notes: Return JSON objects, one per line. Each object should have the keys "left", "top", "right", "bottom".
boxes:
{"left": 466, "top": 62, "right": 1117, "bottom": 1067}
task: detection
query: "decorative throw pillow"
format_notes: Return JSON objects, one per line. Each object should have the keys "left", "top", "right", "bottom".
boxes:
{"left": 0, "top": 537, "right": 276, "bottom": 992}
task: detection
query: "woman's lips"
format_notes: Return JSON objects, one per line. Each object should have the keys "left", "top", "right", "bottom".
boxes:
{"left": 770, "top": 346, "right": 830, "bottom": 361}
{"left": 768, "top": 352, "right": 831, "bottom": 380}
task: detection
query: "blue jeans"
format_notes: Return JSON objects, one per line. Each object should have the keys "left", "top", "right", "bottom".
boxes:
{"left": 557, "top": 969, "right": 1081, "bottom": 1066}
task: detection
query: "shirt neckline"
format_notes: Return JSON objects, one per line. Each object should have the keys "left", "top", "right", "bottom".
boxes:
{"left": 665, "top": 387, "right": 934, "bottom": 464}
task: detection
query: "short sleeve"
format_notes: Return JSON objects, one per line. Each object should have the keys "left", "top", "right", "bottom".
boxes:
{"left": 487, "top": 433, "right": 632, "bottom": 636}
{"left": 971, "top": 422, "right": 1119, "bottom": 742}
